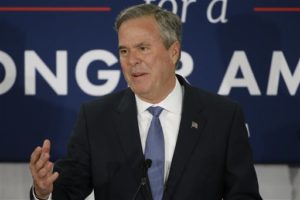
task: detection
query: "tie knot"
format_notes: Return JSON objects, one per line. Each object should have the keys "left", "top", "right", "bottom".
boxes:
{"left": 148, "top": 106, "right": 163, "bottom": 117}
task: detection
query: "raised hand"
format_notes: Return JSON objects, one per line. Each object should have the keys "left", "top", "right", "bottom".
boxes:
{"left": 29, "top": 139, "right": 59, "bottom": 199}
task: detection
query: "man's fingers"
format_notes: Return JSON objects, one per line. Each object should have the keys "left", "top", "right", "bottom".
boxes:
{"left": 30, "top": 146, "right": 42, "bottom": 165}
{"left": 29, "top": 146, "right": 42, "bottom": 177}
{"left": 30, "top": 139, "right": 51, "bottom": 167}
{"left": 42, "top": 139, "right": 51, "bottom": 154}
{"left": 35, "top": 152, "right": 50, "bottom": 171}
{"left": 30, "top": 139, "right": 57, "bottom": 198}
{"left": 36, "top": 139, "right": 51, "bottom": 169}
{"left": 48, "top": 171, "right": 59, "bottom": 183}
{"left": 34, "top": 162, "right": 58, "bottom": 186}
{"left": 38, "top": 165, "right": 50, "bottom": 178}
{"left": 30, "top": 139, "right": 52, "bottom": 173}
{"left": 38, "top": 161, "right": 53, "bottom": 178}
{"left": 37, "top": 171, "right": 59, "bottom": 189}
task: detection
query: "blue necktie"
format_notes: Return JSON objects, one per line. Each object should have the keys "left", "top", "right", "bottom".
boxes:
{"left": 145, "top": 106, "right": 165, "bottom": 200}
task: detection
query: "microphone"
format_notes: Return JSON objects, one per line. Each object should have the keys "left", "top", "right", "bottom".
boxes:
{"left": 144, "top": 159, "right": 152, "bottom": 174}
{"left": 132, "top": 159, "right": 152, "bottom": 200}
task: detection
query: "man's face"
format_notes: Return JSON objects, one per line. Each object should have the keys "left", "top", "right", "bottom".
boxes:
{"left": 118, "top": 16, "right": 180, "bottom": 103}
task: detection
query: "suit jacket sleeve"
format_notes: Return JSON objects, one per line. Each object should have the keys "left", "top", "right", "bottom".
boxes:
{"left": 224, "top": 104, "right": 262, "bottom": 200}
{"left": 52, "top": 104, "right": 93, "bottom": 200}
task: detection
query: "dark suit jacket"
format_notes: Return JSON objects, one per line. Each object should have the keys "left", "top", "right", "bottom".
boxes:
{"left": 35, "top": 75, "right": 261, "bottom": 200}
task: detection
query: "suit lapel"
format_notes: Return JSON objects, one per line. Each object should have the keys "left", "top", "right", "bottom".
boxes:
{"left": 164, "top": 76, "right": 207, "bottom": 197}
{"left": 113, "top": 89, "right": 144, "bottom": 183}
{"left": 113, "top": 89, "right": 152, "bottom": 199}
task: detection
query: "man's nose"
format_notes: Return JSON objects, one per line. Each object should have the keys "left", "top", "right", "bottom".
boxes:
{"left": 128, "top": 51, "right": 141, "bottom": 66}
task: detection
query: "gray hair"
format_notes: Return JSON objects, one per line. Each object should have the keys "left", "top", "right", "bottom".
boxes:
{"left": 115, "top": 4, "right": 182, "bottom": 49}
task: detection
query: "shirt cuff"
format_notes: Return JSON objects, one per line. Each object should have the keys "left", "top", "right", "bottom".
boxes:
{"left": 32, "top": 187, "right": 52, "bottom": 200}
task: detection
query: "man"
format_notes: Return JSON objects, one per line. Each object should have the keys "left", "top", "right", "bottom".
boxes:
{"left": 29, "top": 3, "right": 262, "bottom": 200}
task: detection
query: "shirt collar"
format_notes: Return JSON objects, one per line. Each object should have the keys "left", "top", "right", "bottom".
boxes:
{"left": 135, "top": 77, "right": 183, "bottom": 115}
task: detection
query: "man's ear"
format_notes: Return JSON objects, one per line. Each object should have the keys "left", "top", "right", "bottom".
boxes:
{"left": 168, "top": 41, "right": 181, "bottom": 65}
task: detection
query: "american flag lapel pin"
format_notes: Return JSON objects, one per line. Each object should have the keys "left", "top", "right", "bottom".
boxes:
{"left": 191, "top": 121, "right": 198, "bottom": 129}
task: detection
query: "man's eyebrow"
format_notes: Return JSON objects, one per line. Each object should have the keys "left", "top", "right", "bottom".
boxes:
{"left": 118, "top": 42, "right": 150, "bottom": 50}
{"left": 134, "top": 42, "right": 150, "bottom": 48}
{"left": 118, "top": 45, "right": 126, "bottom": 50}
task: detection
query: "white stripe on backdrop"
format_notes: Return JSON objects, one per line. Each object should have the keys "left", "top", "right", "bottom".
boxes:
{"left": 0, "top": 164, "right": 299, "bottom": 200}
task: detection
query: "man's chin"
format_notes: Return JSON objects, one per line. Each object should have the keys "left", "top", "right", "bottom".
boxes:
{"left": 131, "top": 88, "right": 147, "bottom": 96}
{"left": 131, "top": 87, "right": 150, "bottom": 98}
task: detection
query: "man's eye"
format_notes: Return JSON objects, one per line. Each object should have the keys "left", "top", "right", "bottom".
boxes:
{"left": 119, "top": 49, "right": 127, "bottom": 55}
{"left": 140, "top": 46, "right": 148, "bottom": 51}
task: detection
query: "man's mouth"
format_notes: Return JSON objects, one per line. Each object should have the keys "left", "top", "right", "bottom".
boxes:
{"left": 132, "top": 72, "right": 147, "bottom": 78}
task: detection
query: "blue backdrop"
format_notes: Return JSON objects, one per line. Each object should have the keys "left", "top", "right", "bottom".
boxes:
{"left": 0, "top": 0, "right": 299, "bottom": 163}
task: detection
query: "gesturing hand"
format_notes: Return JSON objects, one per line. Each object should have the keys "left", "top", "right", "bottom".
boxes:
{"left": 29, "top": 139, "right": 59, "bottom": 199}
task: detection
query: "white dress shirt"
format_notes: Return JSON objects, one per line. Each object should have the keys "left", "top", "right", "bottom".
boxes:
{"left": 135, "top": 78, "right": 183, "bottom": 182}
